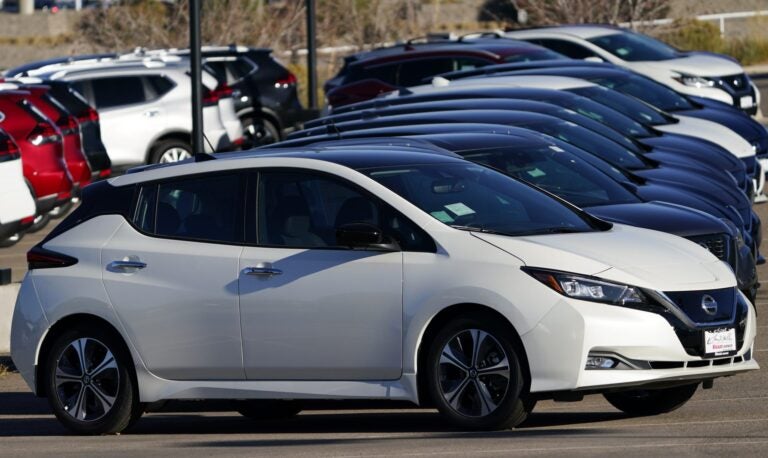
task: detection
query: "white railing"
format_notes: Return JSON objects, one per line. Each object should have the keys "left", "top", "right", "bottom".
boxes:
{"left": 621, "top": 10, "right": 768, "bottom": 36}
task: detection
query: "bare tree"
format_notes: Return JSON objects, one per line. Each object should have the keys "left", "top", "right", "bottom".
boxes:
{"left": 513, "top": 0, "right": 669, "bottom": 27}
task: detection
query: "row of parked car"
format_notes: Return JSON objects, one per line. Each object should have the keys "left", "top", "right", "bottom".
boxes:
{"left": 6, "top": 24, "right": 767, "bottom": 435}
{"left": 0, "top": 45, "right": 308, "bottom": 247}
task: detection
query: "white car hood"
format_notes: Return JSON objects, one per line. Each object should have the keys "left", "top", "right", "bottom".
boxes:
{"left": 655, "top": 115, "right": 755, "bottom": 159}
{"left": 473, "top": 224, "right": 735, "bottom": 292}
{"left": 634, "top": 54, "right": 744, "bottom": 78}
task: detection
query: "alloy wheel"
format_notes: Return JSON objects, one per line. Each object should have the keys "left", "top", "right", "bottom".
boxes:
{"left": 438, "top": 329, "right": 511, "bottom": 417}
{"left": 54, "top": 338, "right": 120, "bottom": 422}
{"left": 159, "top": 147, "right": 192, "bottom": 163}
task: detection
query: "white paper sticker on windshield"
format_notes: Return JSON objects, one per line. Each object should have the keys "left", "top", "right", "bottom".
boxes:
{"left": 431, "top": 211, "right": 455, "bottom": 223}
{"left": 526, "top": 168, "right": 546, "bottom": 178}
{"left": 548, "top": 145, "right": 565, "bottom": 153}
{"left": 445, "top": 203, "right": 476, "bottom": 216}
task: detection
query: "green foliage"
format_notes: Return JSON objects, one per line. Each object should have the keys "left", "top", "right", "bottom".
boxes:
{"left": 656, "top": 19, "right": 768, "bottom": 66}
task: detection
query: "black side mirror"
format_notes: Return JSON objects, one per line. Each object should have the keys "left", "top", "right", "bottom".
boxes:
{"left": 336, "top": 223, "right": 400, "bottom": 251}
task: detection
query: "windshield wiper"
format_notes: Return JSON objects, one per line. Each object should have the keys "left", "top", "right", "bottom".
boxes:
{"left": 449, "top": 225, "right": 513, "bottom": 236}
{"left": 515, "top": 227, "right": 589, "bottom": 236}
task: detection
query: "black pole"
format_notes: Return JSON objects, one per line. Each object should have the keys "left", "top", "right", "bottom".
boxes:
{"left": 189, "top": 0, "right": 204, "bottom": 155}
{"left": 306, "top": 0, "right": 318, "bottom": 109}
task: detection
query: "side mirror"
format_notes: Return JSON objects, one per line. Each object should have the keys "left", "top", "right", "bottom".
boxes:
{"left": 584, "top": 56, "right": 604, "bottom": 63}
{"left": 336, "top": 223, "right": 400, "bottom": 251}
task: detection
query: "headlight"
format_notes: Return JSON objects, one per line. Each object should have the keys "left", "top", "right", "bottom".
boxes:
{"left": 523, "top": 268, "right": 646, "bottom": 305}
{"left": 673, "top": 73, "right": 716, "bottom": 88}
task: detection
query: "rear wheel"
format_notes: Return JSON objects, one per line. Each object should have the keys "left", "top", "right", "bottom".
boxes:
{"left": 244, "top": 117, "right": 280, "bottom": 146}
{"left": 150, "top": 140, "right": 193, "bottom": 164}
{"left": 603, "top": 383, "right": 698, "bottom": 416}
{"left": 49, "top": 201, "right": 74, "bottom": 220}
{"left": 43, "top": 326, "right": 142, "bottom": 435}
{"left": 426, "top": 317, "right": 529, "bottom": 430}
{"left": 236, "top": 400, "right": 302, "bottom": 421}
{"left": 0, "top": 232, "right": 22, "bottom": 248}
{"left": 27, "top": 213, "right": 50, "bottom": 234}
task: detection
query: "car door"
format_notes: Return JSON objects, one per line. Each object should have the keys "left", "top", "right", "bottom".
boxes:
{"left": 75, "top": 75, "right": 166, "bottom": 166}
{"left": 239, "top": 169, "right": 404, "bottom": 380}
{"left": 102, "top": 172, "right": 246, "bottom": 380}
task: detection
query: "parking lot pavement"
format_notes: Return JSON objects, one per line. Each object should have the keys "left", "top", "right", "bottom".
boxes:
{"left": 0, "top": 197, "right": 766, "bottom": 457}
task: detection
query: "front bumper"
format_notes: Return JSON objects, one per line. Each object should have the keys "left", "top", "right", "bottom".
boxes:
{"left": 521, "top": 290, "right": 758, "bottom": 393}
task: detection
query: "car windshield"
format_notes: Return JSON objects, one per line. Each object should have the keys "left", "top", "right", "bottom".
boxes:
{"left": 503, "top": 50, "right": 567, "bottom": 63}
{"left": 589, "top": 74, "right": 695, "bottom": 112}
{"left": 587, "top": 31, "right": 679, "bottom": 62}
{"left": 547, "top": 93, "right": 655, "bottom": 138}
{"left": 460, "top": 145, "right": 640, "bottom": 207}
{"left": 526, "top": 119, "right": 649, "bottom": 170}
{"left": 569, "top": 86, "right": 671, "bottom": 126}
{"left": 363, "top": 162, "right": 598, "bottom": 236}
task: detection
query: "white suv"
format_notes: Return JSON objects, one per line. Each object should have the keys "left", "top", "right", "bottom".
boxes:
{"left": 11, "top": 146, "right": 757, "bottom": 434}
{"left": 505, "top": 25, "right": 761, "bottom": 116}
{"left": 26, "top": 59, "right": 242, "bottom": 167}
{"left": 0, "top": 127, "right": 36, "bottom": 247}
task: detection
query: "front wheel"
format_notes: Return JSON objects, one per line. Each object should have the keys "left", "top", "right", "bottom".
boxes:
{"left": 603, "top": 383, "right": 698, "bottom": 416}
{"left": 426, "top": 317, "right": 529, "bottom": 430}
{"left": 43, "top": 326, "right": 142, "bottom": 435}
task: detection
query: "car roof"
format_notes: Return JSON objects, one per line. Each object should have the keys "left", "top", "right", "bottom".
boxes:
{"left": 346, "top": 39, "right": 551, "bottom": 67}
{"left": 418, "top": 74, "right": 595, "bottom": 91}
{"left": 507, "top": 24, "right": 624, "bottom": 40}
{"left": 27, "top": 59, "right": 190, "bottom": 80}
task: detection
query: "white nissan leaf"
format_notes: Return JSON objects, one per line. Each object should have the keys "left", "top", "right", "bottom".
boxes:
{"left": 11, "top": 147, "right": 758, "bottom": 434}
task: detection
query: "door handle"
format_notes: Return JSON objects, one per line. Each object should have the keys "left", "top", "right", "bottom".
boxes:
{"left": 243, "top": 263, "right": 282, "bottom": 276}
{"left": 143, "top": 109, "right": 160, "bottom": 118}
{"left": 108, "top": 260, "right": 147, "bottom": 272}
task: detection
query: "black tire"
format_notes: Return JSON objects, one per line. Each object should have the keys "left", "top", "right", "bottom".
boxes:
{"left": 0, "top": 232, "right": 23, "bottom": 248}
{"left": 426, "top": 316, "right": 529, "bottom": 430}
{"left": 603, "top": 383, "right": 698, "bottom": 416}
{"left": 150, "top": 140, "right": 193, "bottom": 164}
{"left": 27, "top": 213, "right": 50, "bottom": 234}
{"left": 49, "top": 201, "right": 74, "bottom": 220}
{"left": 236, "top": 400, "right": 302, "bottom": 421}
{"left": 43, "top": 325, "right": 142, "bottom": 435}
{"left": 245, "top": 118, "right": 281, "bottom": 146}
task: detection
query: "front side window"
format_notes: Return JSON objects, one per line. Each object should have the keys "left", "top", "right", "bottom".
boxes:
{"left": 90, "top": 76, "right": 147, "bottom": 109}
{"left": 397, "top": 58, "right": 457, "bottom": 86}
{"left": 133, "top": 174, "right": 243, "bottom": 243}
{"left": 530, "top": 39, "right": 600, "bottom": 60}
{"left": 587, "top": 32, "right": 678, "bottom": 62}
{"left": 363, "top": 162, "right": 599, "bottom": 236}
{"left": 256, "top": 170, "right": 433, "bottom": 251}
{"left": 570, "top": 85, "right": 671, "bottom": 126}
{"left": 590, "top": 75, "right": 694, "bottom": 112}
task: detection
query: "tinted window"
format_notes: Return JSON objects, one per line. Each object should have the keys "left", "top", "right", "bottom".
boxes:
{"left": 590, "top": 74, "right": 694, "bottom": 112}
{"left": 134, "top": 174, "right": 243, "bottom": 243}
{"left": 588, "top": 32, "right": 678, "bottom": 62}
{"left": 355, "top": 63, "right": 399, "bottom": 86}
{"left": 460, "top": 145, "right": 640, "bottom": 207}
{"left": 91, "top": 76, "right": 146, "bottom": 109}
{"left": 229, "top": 58, "right": 257, "bottom": 80}
{"left": 146, "top": 76, "right": 175, "bottom": 98}
{"left": 550, "top": 94, "right": 654, "bottom": 138}
{"left": 398, "top": 58, "right": 456, "bottom": 86}
{"left": 364, "top": 162, "right": 597, "bottom": 236}
{"left": 257, "top": 170, "right": 433, "bottom": 251}
{"left": 530, "top": 39, "right": 599, "bottom": 59}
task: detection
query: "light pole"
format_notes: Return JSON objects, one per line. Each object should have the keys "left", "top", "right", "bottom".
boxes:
{"left": 189, "top": 0, "right": 204, "bottom": 156}
{"left": 306, "top": 0, "right": 318, "bottom": 110}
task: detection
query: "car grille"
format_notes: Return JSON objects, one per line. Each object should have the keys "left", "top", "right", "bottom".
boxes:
{"left": 719, "top": 73, "right": 750, "bottom": 93}
{"left": 664, "top": 287, "right": 736, "bottom": 324}
{"left": 686, "top": 234, "right": 729, "bottom": 262}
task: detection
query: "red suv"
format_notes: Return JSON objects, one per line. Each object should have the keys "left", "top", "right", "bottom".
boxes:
{"left": 324, "top": 38, "right": 566, "bottom": 108}
{"left": 24, "top": 84, "right": 93, "bottom": 190}
{"left": 0, "top": 90, "right": 73, "bottom": 219}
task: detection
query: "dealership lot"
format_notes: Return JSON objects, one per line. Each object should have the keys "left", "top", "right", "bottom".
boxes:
{"left": 0, "top": 192, "right": 766, "bottom": 456}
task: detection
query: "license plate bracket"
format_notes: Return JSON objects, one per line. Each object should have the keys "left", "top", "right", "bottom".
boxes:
{"left": 703, "top": 327, "right": 737, "bottom": 358}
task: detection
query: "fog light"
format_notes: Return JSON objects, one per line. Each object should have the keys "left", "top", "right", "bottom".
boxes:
{"left": 586, "top": 356, "right": 617, "bottom": 370}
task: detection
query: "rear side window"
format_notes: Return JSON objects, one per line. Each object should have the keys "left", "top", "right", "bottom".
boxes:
{"left": 91, "top": 76, "right": 147, "bottom": 109}
{"left": 397, "top": 58, "right": 456, "bottom": 86}
{"left": 529, "top": 39, "right": 600, "bottom": 60}
{"left": 133, "top": 174, "right": 244, "bottom": 243}
{"left": 146, "top": 76, "right": 175, "bottom": 98}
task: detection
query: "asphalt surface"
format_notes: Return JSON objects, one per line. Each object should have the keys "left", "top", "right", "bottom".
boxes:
{"left": 1, "top": 80, "right": 768, "bottom": 456}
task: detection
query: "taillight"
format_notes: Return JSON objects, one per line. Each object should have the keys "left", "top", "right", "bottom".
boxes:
{"left": 27, "top": 246, "right": 78, "bottom": 270}
{"left": 0, "top": 136, "right": 21, "bottom": 162}
{"left": 275, "top": 73, "right": 297, "bottom": 88}
{"left": 99, "top": 168, "right": 112, "bottom": 178}
{"left": 28, "top": 122, "right": 61, "bottom": 146}
{"left": 78, "top": 107, "right": 99, "bottom": 124}
{"left": 203, "top": 83, "right": 234, "bottom": 106}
